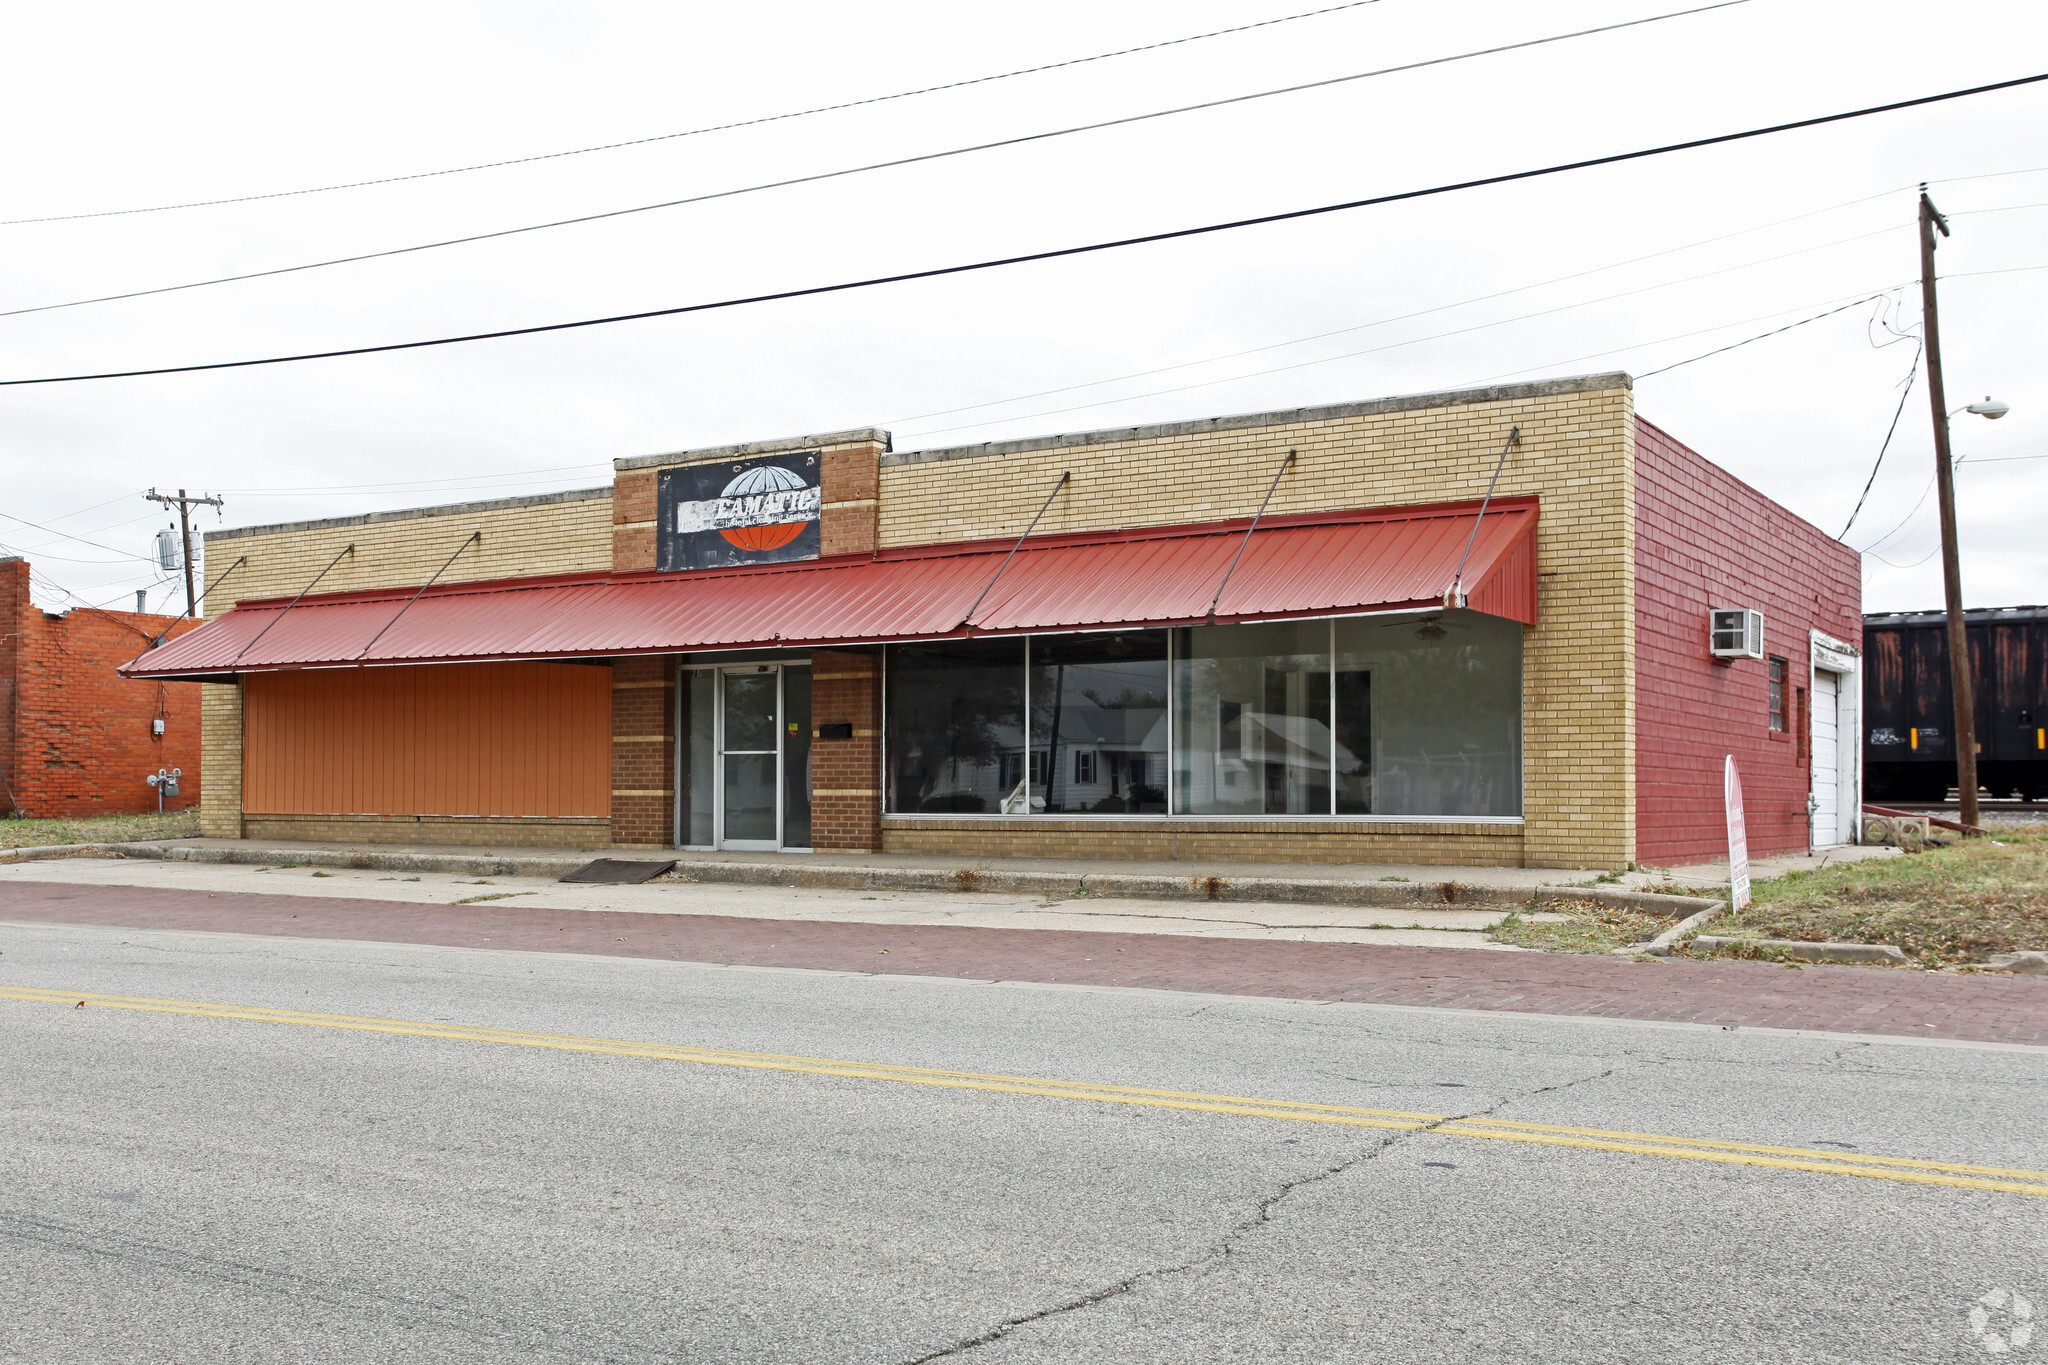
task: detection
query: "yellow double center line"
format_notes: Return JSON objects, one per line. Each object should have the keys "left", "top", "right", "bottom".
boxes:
{"left": 10, "top": 984, "right": 2045, "bottom": 1198}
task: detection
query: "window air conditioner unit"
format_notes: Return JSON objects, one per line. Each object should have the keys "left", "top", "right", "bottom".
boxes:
{"left": 1709, "top": 607, "right": 1764, "bottom": 660}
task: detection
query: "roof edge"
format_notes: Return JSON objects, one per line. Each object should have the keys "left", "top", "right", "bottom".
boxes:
{"left": 207, "top": 484, "right": 613, "bottom": 543}
{"left": 614, "top": 427, "right": 893, "bottom": 472}
{"left": 885, "top": 373, "right": 1632, "bottom": 468}
{"left": 1865, "top": 606, "right": 2048, "bottom": 625}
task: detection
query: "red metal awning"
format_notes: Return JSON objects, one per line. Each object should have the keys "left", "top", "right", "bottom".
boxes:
{"left": 121, "top": 496, "right": 1537, "bottom": 680}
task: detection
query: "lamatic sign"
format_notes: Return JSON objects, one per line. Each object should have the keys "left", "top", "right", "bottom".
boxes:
{"left": 657, "top": 451, "right": 822, "bottom": 572}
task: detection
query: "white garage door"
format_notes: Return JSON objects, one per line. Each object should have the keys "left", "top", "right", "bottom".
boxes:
{"left": 1812, "top": 670, "right": 1841, "bottom": 846}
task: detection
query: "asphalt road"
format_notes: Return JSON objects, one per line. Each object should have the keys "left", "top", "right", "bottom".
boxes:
{"left": 4, "top": 915, "right": 2046, "bottom": 1363}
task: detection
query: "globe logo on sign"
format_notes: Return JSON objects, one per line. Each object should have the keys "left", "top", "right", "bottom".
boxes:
{"left": 716, "top": 464, "right": 811, "bottom": 551}
{"left": 656, "top": 451, "right": 822, "bottom": 572}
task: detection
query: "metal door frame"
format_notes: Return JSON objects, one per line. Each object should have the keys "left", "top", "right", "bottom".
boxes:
{"left": 1809, "top": 630, "right": 1862, "bottom": 848}
{"left": 714, "top": 663, "right": 784, "bottom": 851}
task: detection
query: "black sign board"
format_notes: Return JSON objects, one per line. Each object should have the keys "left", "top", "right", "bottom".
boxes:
{"left": 656, "top": 451, "right": 822, "bottom": 572}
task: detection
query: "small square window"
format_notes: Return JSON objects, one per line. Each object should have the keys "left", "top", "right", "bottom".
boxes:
{"left": 1768, "top": 657, "right": 1787, "bottom": 732}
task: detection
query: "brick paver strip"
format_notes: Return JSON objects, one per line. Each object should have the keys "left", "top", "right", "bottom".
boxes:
{"left": 4, "top": 880, "right": 2046, "bottom": 1045}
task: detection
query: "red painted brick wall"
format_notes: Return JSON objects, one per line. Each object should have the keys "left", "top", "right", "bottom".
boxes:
{"left": 0, "top": 558, "right": 205, "bottom": 817}
{"left": 810, "top": 647, "right": 881, "bottom": 850}
{"left": 1633, "top": 420, "right": 1862, "bottom": 864}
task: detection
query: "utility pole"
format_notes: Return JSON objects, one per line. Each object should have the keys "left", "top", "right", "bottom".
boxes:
{"left": 145, "top": 488, "right": 224, "bottom": 619}
{"left": 1916, "top": 185, "right": 1979, "bottom": 830}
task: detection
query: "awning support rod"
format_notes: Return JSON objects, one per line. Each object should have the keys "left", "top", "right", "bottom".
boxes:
{"left": 957, "top": 471, "right": 1068, "bottom": 629}
{"left": 1445, "top": 425, "right": 1521, "bottom": 609}
{"left": 147, "top": 553, "right": 246, "bottom": 648}
{"left": 229, "top": 544, "right": 353, "bottom": 666}
{"left": 355, "top": 530, "right": 480, "bottom": 659}
{"left": 1207, "top": 449, "right": 1295, "bottom": 624}
{"left": 190, "top": 554, "right": 248, "bottom": 621}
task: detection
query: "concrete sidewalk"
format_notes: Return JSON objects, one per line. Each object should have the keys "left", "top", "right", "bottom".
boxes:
{"left": 5, "top": 877, "right": 2043, "bottom": 1046}
{"left": 0, "top": 856, "right": 1576, "bottom": 949}
{"left": 0, "top": 834, "right": 1838, "bottom": 918}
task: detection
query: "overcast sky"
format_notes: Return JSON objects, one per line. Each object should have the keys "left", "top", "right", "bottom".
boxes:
{"left": 2, "top": 0, "right": 2041, "bottom": 618}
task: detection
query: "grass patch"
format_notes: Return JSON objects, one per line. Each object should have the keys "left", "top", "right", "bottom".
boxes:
{"left": 0, "top": 810, "right": 199, "bottom": 850}
{"left": 1709, "top": 826, "right": 2048, "bottom": 966}
{"left": 1489, "top": 898, "right": 1667, "bottom": 954}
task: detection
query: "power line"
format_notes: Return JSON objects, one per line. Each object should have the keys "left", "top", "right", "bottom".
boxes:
{"left": 889, "top": 185, "right": 1915, "bottom": 427}
{"left": 1633, "top": 293, "right": 1896, "bottom": 379}
{"left": 0, "top": 1, "right": 1389, "bottom": 227}
{"left": 898, "top": 223, "right": 1914, "bottom": 440}
{"left": 10, "top": 509, "right": 164, "bottom": 555}
{"left": 0, "top": 3, "right": 1751, "bottom": 323}
{"left": 19, "top": 490, "right": 148, "bottom": 526}
{"left": 19, "top": 564, "right": 170, "bottom": 636}
{"left": 1860, "top": 483, "right": 1935, "bottom": 556}
{"left": 887, "top": 184, "right": 2047, "bottom": 436}
{"left": 1866, "top": 543, "right": 1941, "bottom": 570}
{"left": 0, "top": 508, "right": 157, "bottom": 560}
{"left": 4, "top": 70, "right": 2042, "bottom": 390}
{"left": 1467, "top": 283, "right": 1911, "bottom": 387}
{"left": 1838, "top": 339, "right": 1923, "bottom": 538}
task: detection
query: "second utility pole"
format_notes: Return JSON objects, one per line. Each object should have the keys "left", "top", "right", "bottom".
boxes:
{"left": 1916, "top": 184, "right": 1979, "bottom": 829}
{"left": 146, "top": 487, "right": 225, "bottom": 619}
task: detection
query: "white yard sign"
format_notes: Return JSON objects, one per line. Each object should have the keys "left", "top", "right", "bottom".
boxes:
{"left": 1724, "top": 754, "right": 1752, "bottom": 912}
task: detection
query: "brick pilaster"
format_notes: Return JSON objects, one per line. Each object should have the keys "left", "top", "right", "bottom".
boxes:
{"left": 198, "top": 683, "right": 242, "bottom": 837}
{"left": 612, "top": 469, "right": 658, "bottom": 571}
{"left": 610, "top": 657, "right": 674, "bottom": 847}
{"left": 820, "top": 440, "right": 884, "bottom": 557}
{"left": 810, "top": 647, "right": 881, "bottom": 851}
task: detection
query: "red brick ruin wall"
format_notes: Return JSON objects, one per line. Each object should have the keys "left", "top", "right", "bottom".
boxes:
{"left": 1, "top": 558, "right": 205, "bottom": 818}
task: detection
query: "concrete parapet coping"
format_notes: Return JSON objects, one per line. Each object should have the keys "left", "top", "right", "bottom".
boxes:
{"left": 614, "top": 428, "right": 893, "bottom": 472}
{"left": 7, "top": 839, "right": 1717, "bottom": 916}
{"left": 886, "top": 373, "right": 1633, "bottom": 469}
{"left": 207, "top": 486, "right": 613, "bottom": 542}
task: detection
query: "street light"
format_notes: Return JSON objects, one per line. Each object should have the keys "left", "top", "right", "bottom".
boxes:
{"left": 1964, "top": 396, "right": 2010, "bottom": 420}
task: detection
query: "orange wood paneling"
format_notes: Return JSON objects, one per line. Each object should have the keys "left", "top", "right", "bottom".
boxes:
{"left": 243, "top": 662, "right": 611, "bottom": 817}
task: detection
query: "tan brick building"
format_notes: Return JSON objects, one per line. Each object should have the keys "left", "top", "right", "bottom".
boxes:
{"left": 126, "top": 373, "right": 1862, "bottom": 869}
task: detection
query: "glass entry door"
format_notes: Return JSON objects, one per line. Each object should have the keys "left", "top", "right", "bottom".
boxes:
{"left": 720, "top": 668, "right": 780, "bottom": 848}
{"left": 680, "top": 663, "right": 810, "bottom": 850}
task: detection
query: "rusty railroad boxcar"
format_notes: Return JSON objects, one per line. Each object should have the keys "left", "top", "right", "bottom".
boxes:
{"left": 1864, "top": 606, "right": 2048, "bottom": 803}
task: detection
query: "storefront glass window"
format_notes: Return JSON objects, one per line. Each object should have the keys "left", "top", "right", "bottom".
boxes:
{"left": 1172, "top": 623, "right": 1332, "bottom": 815}
{"left": 782, "top": 665, "right": 812, "bottom": 848}
{"left": 1029, "top": 632, "right": 1169, "bottom": 814}
{"left": 885, "top": 639, "right": 1027, "bottom": 814}
{"left": 1333, "top": 611, "right": 1521, "bottom": 818}
{"left": 883, "top": 611, "right": 1520, "bottom": 819}
{"left": 679, "top": 669, "right": 715, "bottom": 846}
